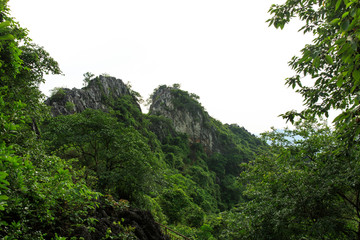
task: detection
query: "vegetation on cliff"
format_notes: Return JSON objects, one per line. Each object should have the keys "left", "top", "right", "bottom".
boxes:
{"left": 0, "top": 2, "right": 265, "bottom": 236}
{"left": 2, "top": 0, "right": 360, "bottom": 239}
{"left": 39, "top": 79, "right": 267, "bottom": 239}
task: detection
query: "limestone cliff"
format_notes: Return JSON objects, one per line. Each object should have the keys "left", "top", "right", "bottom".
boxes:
{"left": 149, "top": 85, "right": 218, "bottom": 153}
{"left": 45, "top": 75, "right": 139, "bottom": 116}
{"left": 46, "top": 78, "right": 263, "bottom": 158}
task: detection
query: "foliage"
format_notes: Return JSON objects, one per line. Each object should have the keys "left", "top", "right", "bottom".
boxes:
{"left": 112, "top": 94, "right": 143, "bottom": 128}
{"left": 0, "top": 0, "right": 60, "bottom": 150}
{"left": 0, "top": 88, "right": 27, "bottom": 144}
{"left": 125, "top": 81, "right": 143, "bottom": 104}
{"left": 83, "top": 72, "right": 95, "bottom": 87}
{"left": 65, "top": 101, "right": 75, "bottom": 112}
{"left": 197, "top": 224, "right": 216, "bottom": 240}
{"left": 170, "top": 87, "right": 206, "bottom": 117}
{"left": 172, "top": 83, "right": 181, "bottom": 89}
{"left": 207, "top": 1, "right": 360, "bottom": 238}
{"left": 0, "top": 86, "right": 99, "bottom": 239}
{"left": 0, "top": 143, "right": 99, "bottom": 239}
{"left": 42, "top": 109, "right": 160, "bottom": 204}
{"left": 159, "top": 188, "right": 195, "bottom": 224}
{"left": 221, "top": 121, "right": 360, "bottom": 239}
{"left": 49, "top": 87, "right": 66, "bottom": 102}
{"left": 146, "top": 84, "right": 167, "bottom": 106}
{"left": 267, "top": 0, "right": 360, "bottom": 135}
{"left": 0, "top": 2, "right": 111, "bottom": 239}
{"left": 206, "top": 121, "right": 267, "bottom": 210}
{"left": 0, "top": 1, "right": 273, "bottom": 238}
{"left": 147, "top": 85, "right": 267, "bottom": 213}
{"left": 214, "top": 1, "right": 360, "bottom": 238}
{"left": 142, "top": 194, "right": 168, "bottom": 223}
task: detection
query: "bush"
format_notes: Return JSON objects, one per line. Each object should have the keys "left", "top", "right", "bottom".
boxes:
{"left": 50, "top": 87, "right": 66, "bottom": 102}
{"left": 0, "top": 142, "right": 99, "bottom": 239}
{"left": 65, "top": 101, "right": 75, "bottom": 112}
{"left": 184, "top": 204, "right": 204, "bottom": 227}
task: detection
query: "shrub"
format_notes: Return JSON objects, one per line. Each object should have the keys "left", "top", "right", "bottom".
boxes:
{"left": 65, "top": 101, "right": 75, "bottom": 112}
{"left": 50, "top": 87, "right": 66, "bottom": 102}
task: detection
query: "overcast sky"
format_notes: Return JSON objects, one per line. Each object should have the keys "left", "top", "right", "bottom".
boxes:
{"left": 9, "top": 0, "right": 314, "bottom": 134}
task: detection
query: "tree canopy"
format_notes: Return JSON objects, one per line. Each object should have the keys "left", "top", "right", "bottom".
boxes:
{"left": 268, "top": 0, "right": 360, "bottom": 134}
{"left": 6, "top": 0, "right": 360, "bottom": 238}
{"left": 215, "top": 0, "right": 360, "bottom": 239}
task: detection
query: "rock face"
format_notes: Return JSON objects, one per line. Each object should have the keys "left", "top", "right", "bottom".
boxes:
{"left": 149, "top": 85, "right": 218, "bottom": 153}
{"left": 45, "top": 75, "right": 137, "bottom": 116}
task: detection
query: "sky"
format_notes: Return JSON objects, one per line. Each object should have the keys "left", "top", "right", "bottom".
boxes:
{"left": 9, "top": 0, "right": 314, "bottom": 135}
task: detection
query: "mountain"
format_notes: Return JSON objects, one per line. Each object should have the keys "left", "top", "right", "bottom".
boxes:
{"left": 45, "top": 75, "right": 139, "bottom": 116}
{"left": 148, "top": 85, "right": 267, "bottom": 156}
{"left": 148, "top": 85, "right": 218, "bottom": 154}
{"left": 146, "top": 84, "right": 268, "bottom": 210}
{"left": 43, "top": 75, "right": 268, "bottom": 238}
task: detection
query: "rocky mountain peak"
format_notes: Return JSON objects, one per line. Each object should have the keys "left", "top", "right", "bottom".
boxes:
{"left": 149, "top": 85, "right": 217, "bottom": 153}
{"left": 45, "top": 75, "right": 137, "bottom": 116}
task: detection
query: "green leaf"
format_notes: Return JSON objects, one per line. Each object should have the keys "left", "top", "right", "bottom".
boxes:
{"left": 353, "top": 69, "right": 360, "bottom": 82}
{"left": 341, "top": 19, "right": 350, "bottom": 31}
{"left": 0, "top": 195, "right": 8, "bottom": 201}
{"left": 351, "top": 84, "right": 358, "bottom": 93}
{"left": 346, "top": 2, "right": 353, "bottom": 8}
{"left": 333, "top": 112, "right": 349, "bottom": 123}
{"left": 355, "top": 126, "right": 360, "bottom": 137}
{"left": 313, "top": 56, "right": 321, "bottom": 68}
{"left": 0, "top": 34, "right": 14, "bottom": 41}
{"left": 350, "top": 7, "right": 357, "bottom": 17}
{"left": 325, "top": 55, "right": 333, "bottom": 64}
{"left": 342, "top": 11, "right": 349, "bottom": 18}
{"left": 0, "top": 171, "right": 8, "bottom": 178}
{"left": 351, "top": 71, "right": 360, "bottom": 93}
{"left": 0, "top": 21, "right": 10, "bottom": 31}
{"left": 336, "top": 0, "right": 343, "bottom": 11}
{"left": 330, "top": 18, "right": 340, "bottom": 25}
{"left": 337, "top": 78, "right": 344, "bottom": 87}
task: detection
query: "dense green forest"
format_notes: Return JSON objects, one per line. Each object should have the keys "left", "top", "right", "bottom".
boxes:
{"left": 1, "top": 0, "right": 360, "bottom": 239}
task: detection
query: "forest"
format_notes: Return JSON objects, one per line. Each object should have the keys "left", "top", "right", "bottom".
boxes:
{"left": 1, "top": 0, "right": 360, "bottom": 239}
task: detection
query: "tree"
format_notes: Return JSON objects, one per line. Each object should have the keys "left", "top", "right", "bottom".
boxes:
{"left": 0, "top": 2, "right": 100, "bottom": 238}
{"left": 223, "top": 1, "right": 360, "bottom": 238}
{"left": 235, "top": 122, "right": 360, "bottom": 239}
{"left": 42, "top": 109, "right": 159, "bottom": 203}
{"left": 0, "top": 0, "right": 61, "bottom": 149}
{"left": 214, "top": 120, "right": 360, "bottom": 239}
{"left": 267, "top": 0, "right": 360, "bottom": 137}
{"left": 83, "top": 72, "right": 95, "bottom": 87}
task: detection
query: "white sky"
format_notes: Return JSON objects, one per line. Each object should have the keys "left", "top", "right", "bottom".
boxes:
{"left": 9, "top": 0, "right": 314, "bottom": 134}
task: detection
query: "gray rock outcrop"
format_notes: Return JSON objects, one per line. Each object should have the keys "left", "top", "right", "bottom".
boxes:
{"left": 149, "top": 86, "right": 218, "bottom": 153}
{"left": 45, "top": 75, "right": 136, "bottom": 116}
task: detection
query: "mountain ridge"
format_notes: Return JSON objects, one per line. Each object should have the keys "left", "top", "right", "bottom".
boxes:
{"left": 45, "top": 75, "right": 139, "bottom": 116}
{"left": 43, "top": 75, "right": 268, "bottom": 237}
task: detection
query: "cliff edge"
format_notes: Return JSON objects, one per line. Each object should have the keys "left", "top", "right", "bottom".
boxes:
{"left": 45, "top": 75, "right": 139, "bottom": 116}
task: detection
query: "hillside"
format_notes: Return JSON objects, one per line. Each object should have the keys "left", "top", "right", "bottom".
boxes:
{"left": 35, "top": 76, "right": 267, "bottom": 238}
{"left": 3, "top": 0, "right": 360, "bottom": 238}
